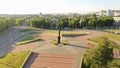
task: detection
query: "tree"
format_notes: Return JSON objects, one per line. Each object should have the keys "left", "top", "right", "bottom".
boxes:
{"left": 0, "top": 17, "right": 15, "bottom": 32}
{"left": 83, "top": 37, "right": 113, "bottom": 68}
{"left": 16, "top": 18, "right": 25, "bottom": 25}
{"left": 28, "top": 17, "right": 51, "bottom": 29}
{"left": 68, "top": 16, "right": 80, "bottom": 29}
{"left": 80, "top": 17, "right": 88, "bottom": 28}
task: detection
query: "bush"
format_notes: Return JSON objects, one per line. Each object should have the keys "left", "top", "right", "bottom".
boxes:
{"left": 89, "top": 37, "right": 120, "bottom": 50}
{"left": 0, "top": 18, "right": 15, "bottom": 32}
{"left": 83, "top": 37, "right": 113, "bottom": 68}
{"left": 51, "top": 40, "right": 69, "bottom": 45}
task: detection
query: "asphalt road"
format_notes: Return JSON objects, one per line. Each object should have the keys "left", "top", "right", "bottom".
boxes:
{"left": 0, "top": 26, "right": 26, "bottom": 56}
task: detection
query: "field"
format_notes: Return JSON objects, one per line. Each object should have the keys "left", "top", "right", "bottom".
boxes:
{"left": 0, "top": 51, "right": 31, "bottom": 68}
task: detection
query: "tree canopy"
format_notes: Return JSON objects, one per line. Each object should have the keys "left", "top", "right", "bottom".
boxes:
{"left": 83, "top": 37, "right": 113, "bottom": 68}
{"left": 0, "top": 17, "right": 15, "bottom": 32}
{"left": 27, "top": 14, "right": 114, "bottom": 29}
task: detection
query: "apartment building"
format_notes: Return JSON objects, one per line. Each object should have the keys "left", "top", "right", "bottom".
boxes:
{"left": 113, "top": 16, "right": 120, "bottom": 26}
{"left": 90, "top": 10, "right": 120, "bottom": 16}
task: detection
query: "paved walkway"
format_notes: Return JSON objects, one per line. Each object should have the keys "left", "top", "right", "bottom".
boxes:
{"left": 12, "top": 29, "right": 105, "bottom": 68}
{"left": 24, "top": 52, "right": 77, "bottom": 68}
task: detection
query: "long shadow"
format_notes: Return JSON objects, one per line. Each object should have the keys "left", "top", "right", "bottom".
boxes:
{"left": 23, "top": 52, "right": 39, "bottom": 68}
{"left": 19, "top": 39, "right": 45, "bottom": 45}
{"left": 65, "top": 44, "right": 88, "bottom": 49}
{"left": 62, "top": 34, "right": 88, "bottom": 38}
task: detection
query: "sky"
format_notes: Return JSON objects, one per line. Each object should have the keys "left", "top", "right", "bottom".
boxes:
{"left": 0, "top": 0, "right": 119, "bottom": 14}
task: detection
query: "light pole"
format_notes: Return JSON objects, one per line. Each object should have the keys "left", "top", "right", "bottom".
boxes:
{"left": 79, "top": 21, "right": 81, "bottom": 28}
{"left": 9, "top": 32, "right": 13, "bottom": 43}
{"left": 57, "top": 26, "right": 61, "bottom": 44}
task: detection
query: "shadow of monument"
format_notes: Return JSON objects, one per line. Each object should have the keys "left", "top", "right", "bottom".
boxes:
{"left": 62, "top": 34, "right": 88, "bottom": 38}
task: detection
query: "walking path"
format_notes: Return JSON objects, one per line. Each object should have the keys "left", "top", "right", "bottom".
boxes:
{"left": 11, "top": 29, "right": 106, "bottom": 68}
{"left": 24, "top": 52, "right": 77, "bottom": 68}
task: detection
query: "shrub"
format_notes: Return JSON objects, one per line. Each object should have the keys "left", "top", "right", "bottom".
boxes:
{"left": 51, "top": 40, "right": 69, "bottom": 45}
{"left": 83, "top": 37, "right": 113, "bottom": 68}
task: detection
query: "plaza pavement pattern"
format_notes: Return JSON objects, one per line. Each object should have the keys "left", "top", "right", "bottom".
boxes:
{"left": 24, "top": 52, "right": 78, "bottom": 68}
{"left": 11, "top": 30, "right": 105, "bottom": 68}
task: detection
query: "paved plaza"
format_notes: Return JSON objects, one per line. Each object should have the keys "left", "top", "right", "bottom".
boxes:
{"left": 0, "top": 26, "right": 106, "bottom": 68}
{"left": 12, "top": 30, "right": 105, "bottom": 68}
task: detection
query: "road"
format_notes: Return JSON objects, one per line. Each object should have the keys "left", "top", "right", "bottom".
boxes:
{"left": 0, "top": 26, "right": 26, "bottom": 56}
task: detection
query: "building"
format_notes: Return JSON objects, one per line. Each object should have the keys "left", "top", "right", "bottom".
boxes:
{"left": 89, "top": 10, "right": 120, "bottom": 16}
{"left": 100, "top": 10, "right": 120, "bottom": 16}
{"left": 113, "top": 16, "right": 120, "bottom": 26}
{"left": 100, "top": 10, "right": 107, "bottom": 16}
{"left": 113, "top": 10, "right": 120, "bottom": 16}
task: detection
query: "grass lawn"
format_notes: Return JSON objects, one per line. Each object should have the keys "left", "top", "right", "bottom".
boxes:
{"left": 42, "top": 29, "right": 88, "bottom": 35}
{"left": 89, "top": 37, "right": 120, "bottom": 50}
{"left": 19, "top": 29, "right": 34, "bottom": 32}
{"left": 21, "top": 35, "right": 36, "bottom": 41}
{"left": 89, "top": 37, "right": 107, "bottom": 43}
{"left": 0, "top": 51, "right": 31, "bottom": 68}
{"left": 16, "top": 35, "right": 40, "bottom": 46}
{"left": 103, "top": 28, "right": 120, "bottom": 32}
{"left": 107, "top": 59, "right": 120, "bottom": 68}
{"left": 51, "top": 39, "right": 69, "bottom": 45}
{"left": 104, "top": 33, "right": 120, "bottom": 41}
{"left": 19, "top": 27, "right": 41, "bottom": 32}
{"left": 20, "top": 28, "right": 41, "bottom": 35}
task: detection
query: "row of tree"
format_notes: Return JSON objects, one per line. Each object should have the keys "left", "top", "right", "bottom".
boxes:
{"left": 0, "top": 17, "right": 15, "bottom": 32}
{"left": 28, "top": 17, "right": 51, "bottom": 29}
{"left": 80, "top": 15, "right": 114, "bottom": 29}
{"left": 28, "top": 14, "right": 114, "bottom": 29}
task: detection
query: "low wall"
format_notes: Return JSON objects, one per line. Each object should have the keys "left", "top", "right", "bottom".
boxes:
{"left": 20, "top": 51, "right": 32, "bottom": 68}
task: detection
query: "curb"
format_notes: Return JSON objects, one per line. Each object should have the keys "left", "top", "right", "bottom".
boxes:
{"left": 20, "top": 51, "right": 32, "bottom": 68}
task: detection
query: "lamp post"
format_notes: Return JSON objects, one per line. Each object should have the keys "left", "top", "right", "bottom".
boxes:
{"left": 57, "top": 26, "right": 61, "bottom": 44}
{"left": 79, "top": 21, "right": 81, "bottom": 28}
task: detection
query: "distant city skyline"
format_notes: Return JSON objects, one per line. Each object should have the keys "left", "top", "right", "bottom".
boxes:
{"left": 0, "top": 0, "right": 120, "bottom": 14}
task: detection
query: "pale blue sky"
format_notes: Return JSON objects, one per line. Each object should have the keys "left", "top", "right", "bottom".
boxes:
{"left": 0, "top": 0, "right": 119, "bottom": 14}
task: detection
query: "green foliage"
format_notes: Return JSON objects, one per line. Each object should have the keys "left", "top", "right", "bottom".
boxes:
{"left": 51, "top": 40, "right": 69, "bottom": 45}
{"left": 0, "top": 17, "right": 15, "bottom": 32}
{"left": 28, "top": 17, "right": 51, "bottom": 29}
{"left": 27, "top": 14, "right": 114, "bottom": 29}
{"left": 0, "top": 51, "right": 31, "bottom": 68}
{"left": 104, "top": 33, "right": 120, "bottom": 41}
{"left": 81, "top": 15, "right": 114, "bottom": 29}
{"left": 107, "top": 58, "right": 120, "bottom": 68}
{"left": 16, "top": 18, "right": 25, "bottom": 25}
{"left": 89, "top": 37, "right": 120, "bottom": 50}
{"left": 19, "top": 29, "right": 33, "bottom": 32}
{"left": 16, "top": 35, "right": 40, "bottom": 46}
{"left": 69, "top": 16, "right": 80, "bottom": 28}
{"left": 83, "top": 37, "right": 113, "bottom": 68}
